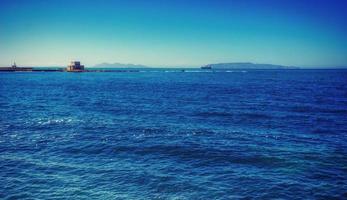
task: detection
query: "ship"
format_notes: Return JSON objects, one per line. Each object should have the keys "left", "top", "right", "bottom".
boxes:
{"left": 201, "top": 65, "right": 212, "bottom": 69}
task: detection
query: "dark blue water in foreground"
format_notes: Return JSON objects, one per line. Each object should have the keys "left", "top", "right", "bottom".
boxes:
{"left": 1, "top": 69, "right": 347, "bottom": 199}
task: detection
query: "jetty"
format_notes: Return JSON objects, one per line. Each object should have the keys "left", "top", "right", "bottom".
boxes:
{"left": 0, "top": 61, "right": 140, "bottom": 73}
{"left": 0, "top": 62, "right": 33, "bottom": 72}
{"left": 0, "top": 62, "right": 63, "bottom": 72}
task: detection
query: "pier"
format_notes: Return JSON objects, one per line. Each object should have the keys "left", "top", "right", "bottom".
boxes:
{"left": 0, "top": 61, "right": 141, "bottom": 73}
{"left": 0, "top": 62, "right": 33, "bottom": 72}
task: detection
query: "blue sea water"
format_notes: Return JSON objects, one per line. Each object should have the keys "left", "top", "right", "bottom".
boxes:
{"left": 0, "top": 69, "right": 346, "bottom": 199}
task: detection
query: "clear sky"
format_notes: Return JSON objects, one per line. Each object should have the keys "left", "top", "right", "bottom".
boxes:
{"left": 0, "top": 0, "right": 346, "bottom": 67}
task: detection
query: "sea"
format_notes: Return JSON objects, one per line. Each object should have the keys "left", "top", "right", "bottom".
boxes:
{"left": 0, "top": 69, "right": 346, "bottom": 199}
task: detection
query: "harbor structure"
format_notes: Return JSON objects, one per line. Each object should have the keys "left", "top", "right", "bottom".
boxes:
{"left": 0, "top": 62, "right": 33, "bottom": 72}
{"left": 0, "top": 61, "right": 141, "bottom": 73}
{"left": 66, "top": 61, "right": 85, "bottom": 72}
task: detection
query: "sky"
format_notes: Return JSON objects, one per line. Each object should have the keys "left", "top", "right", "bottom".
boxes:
{"left": 0, "top": 0, "right": 347, "bottom": 67}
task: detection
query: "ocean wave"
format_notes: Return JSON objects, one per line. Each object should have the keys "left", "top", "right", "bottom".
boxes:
{"left": 1, "top": 69, "right": 347, "bottom": 199}
{"left": 195, "top": 111, "right": 234, "bottom": 117}
{"left": 195, "top": 111, "right": 272, "bottom": 120}
{"left": 34, "top": 117, "right": 83, "bottom": 126}
{"left": 107, "top": 144, "right": 291, "bottom": 168}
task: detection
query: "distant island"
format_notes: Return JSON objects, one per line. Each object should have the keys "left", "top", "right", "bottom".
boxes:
{"left": 93, "top": 62, "right": 150, "bottom": 68}
{"left": 201, "top": 62, "right": 299, "bottom": 69}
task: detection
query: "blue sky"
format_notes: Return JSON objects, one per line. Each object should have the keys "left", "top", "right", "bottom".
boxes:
{"left": 0, "top": 0, "right": 346, "bottom": 67}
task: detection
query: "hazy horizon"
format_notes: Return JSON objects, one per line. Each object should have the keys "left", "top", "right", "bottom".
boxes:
{"left": 1, "top": 0, "right": 347, "bottom": 67}
{"left": 2, "top": 62, "right": 347, "bottom": 69}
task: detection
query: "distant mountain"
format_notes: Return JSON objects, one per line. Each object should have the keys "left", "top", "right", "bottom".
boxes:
{"left": 201, "top": 62, "right": 299, "bottom": 69}
{"left": 93, "top": 62, "right": 150, "bottom": 68}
